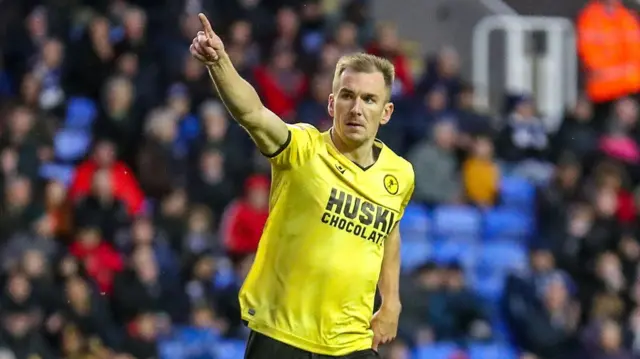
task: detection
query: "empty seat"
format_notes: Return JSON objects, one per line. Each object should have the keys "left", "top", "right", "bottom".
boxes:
{"left": 468, "top": 342, "right": 517, "bottom": 359}
{"left": 54, "top": 129, "right": 91, "bottom": 162}
{"left": 471, "top": 272, "right": 506, "bottom": 301}
{"left": 433, "top": 205, "right": 482, "bottom": 239}
{"left": 500, "top": 175, "right": 535, "bottom": 209}
{"left": 158, "top": 340, "right": 186, "bottom": 359}
{"left": 415, "top": 342, "right": 459, "bottom": 359}
{"left": 215, "top": 339, "right": 247, "bottom": 359}
{"left": 480, "top": 242, "right": 528, "bottom": 273}
{"left": 472, "top": 242, "right": 528, "bottom": 300}
{"left": 401, "top": 240, "right": 432, "bottom": 272}
{"left": 484, "top": 208, "right": 533, "bottom": 241}
{"left": 65, "top": 97, "right": 97, "bottom": 129}
{"left": 400, "top": 202, "right": 430, "bottom": 241}
{"left": 433, "top": 239, "right": 477, "bottom": 269}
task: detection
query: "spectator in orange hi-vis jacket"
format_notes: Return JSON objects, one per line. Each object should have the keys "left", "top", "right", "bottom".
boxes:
{"left": 577, "top": 0, "right": 640, "bottom": 120}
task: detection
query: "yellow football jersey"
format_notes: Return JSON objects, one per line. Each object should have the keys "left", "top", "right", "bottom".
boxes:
{"left": 239, "top": 123, "right": 415, "bottom": 356}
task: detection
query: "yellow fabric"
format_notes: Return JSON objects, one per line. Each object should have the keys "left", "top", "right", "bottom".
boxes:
{"left": 239, "top": 123, "right": 415, "bottom": 355}
{"left": 463, "top": 157, "right": 500, "bottom": 206}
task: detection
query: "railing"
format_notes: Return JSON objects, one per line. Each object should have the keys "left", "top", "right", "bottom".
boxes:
{"left": 472, "top": 15, "right": 578, "bottom": 128}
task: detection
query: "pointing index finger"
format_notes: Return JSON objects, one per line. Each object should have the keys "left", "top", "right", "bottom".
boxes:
{"left": 198, "top": 13, "right": 215, "bottom": 39}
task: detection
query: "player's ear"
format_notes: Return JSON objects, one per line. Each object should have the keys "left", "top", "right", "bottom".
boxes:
{"left": 327, "top": 93, "right": 335, "bottom": 118}
{"left": 380, "top": 102, "right": 394, "bottom": 125}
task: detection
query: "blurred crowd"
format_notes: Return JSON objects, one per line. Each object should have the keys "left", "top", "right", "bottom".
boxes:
{"left": 0, "top": 0, "right": 638, "bottom": 358}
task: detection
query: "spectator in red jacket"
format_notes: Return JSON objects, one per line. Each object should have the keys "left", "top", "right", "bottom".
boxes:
{"left": 220, "top": 175, "right": 270, "bottom": 262}
{"left": 69, "top": 224, "right": 124, "bottom": 295}
{"left": 68, "top": 139, "right": 145, "bottom": 215}
{"left": 367, "top": 23, "right": 414, "bottom": 97}
{"left": 253, "top": 44, "right": 307, "bottom": 122}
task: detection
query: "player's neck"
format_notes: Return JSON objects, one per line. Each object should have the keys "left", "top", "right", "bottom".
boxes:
{"left": 330, "top": 129, "right": 375, "bottom": 168}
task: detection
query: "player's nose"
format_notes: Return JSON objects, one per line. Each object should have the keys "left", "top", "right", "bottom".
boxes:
{"left": 349, "top": 98, "right": 363, "bottom": 116}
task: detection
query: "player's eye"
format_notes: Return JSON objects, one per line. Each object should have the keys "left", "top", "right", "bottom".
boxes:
{"left": 363, "top": 96, "right": 375, "bottom": 104}
{"left": 340, "top": 92, "right": 354, "bottom": 100}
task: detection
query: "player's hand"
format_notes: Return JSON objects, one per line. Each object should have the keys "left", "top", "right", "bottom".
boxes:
{"left": 190, "top": 13, "right": 225, "bottom": 66}
{"left": 370, "top": 304, "right": 400, "bottom": 351}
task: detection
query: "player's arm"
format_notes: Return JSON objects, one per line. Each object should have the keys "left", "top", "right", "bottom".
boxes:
{"left": 371, "top": 224, "right": 402, "bottom": 351}
{"left": 191, "top": 14, "right": 288, "bottom": 156}
{"left": 378, "top": 225, "right": 402, "bottom": 311}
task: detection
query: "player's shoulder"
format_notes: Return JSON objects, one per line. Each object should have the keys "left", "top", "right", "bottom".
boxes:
{"left": 286, "top": 122, "right": 324, "bottom": 146}
{"left": 379, "top": 142, "right": 415, "bottom": 179}
{"left": 287, "top": 122, "right": 321, "bottom": 135}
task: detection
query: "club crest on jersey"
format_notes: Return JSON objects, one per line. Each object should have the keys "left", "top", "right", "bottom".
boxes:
{"left": 383, "top": 174, "right": 399, "bottom": 195}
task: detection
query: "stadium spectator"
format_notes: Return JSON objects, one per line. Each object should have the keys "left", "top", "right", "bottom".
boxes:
{"left": 94, "top": 75, "right": 141, "bottom": 166}
{"left": 69, "top": 224, "right": 123, "bottom": 295}
{"left": 455, "top": 83, "right": 493, "bottom": 140}
{"left": 1, "top": 214, "right": 59, "bottom": 272}
{"left": 296, "top": 71, "right": 333, "bottom": 130}
{"left": 44, "top": 180, "right": 73, "bottom": 239}
{"left": 182, "top": 205, "right": 219, "bottom": 258}
{"left": 334, "top": 21, "right": 364, "bottom": 57}
{"left": 367, "top": 23, "right": 414, "bottom": 98}
{"left": 1, "top": 0, "right": 639, "bottom": 357}
{"left": 74, "top": 169, "right": 130, "bottom": 242}
{"left": 497, "top": 94, "right": 553, "bottom": 184}
{"left": 408, "top": 120, "right": 461, "bottom": 205}
{"left": 463, "top": 134, "right": 500, "bottom": 207}
{"left": 552, "top": 96, "right": 598, "bottom": 163}
{"left": 253, "top": 43, "right": 307, "bottom": 121}
{"left": 399, "top": 262, "right": 446, "bottom": 345}
{"left": 577, "top": 0, "right": 640, "bottom": 124}
{"left": 136, "top": 107, "right": 185, "bottom": 200}
{"left": 416, "top": 47, "right": 462, "bottom": 106}
{"left": 220, "top": 175, "right": 269, "bottom": 260}
{"left": 68, "top": 139, "right": 144, "bottom": 215}
{"left": 505, "top": 274, "right": 580, "bottom": 359}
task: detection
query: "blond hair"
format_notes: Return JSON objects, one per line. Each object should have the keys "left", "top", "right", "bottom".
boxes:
{"left": 332, "top": 53, "right": 395, "bottom": 100}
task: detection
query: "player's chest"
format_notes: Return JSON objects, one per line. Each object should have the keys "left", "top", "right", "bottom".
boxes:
{"left": 291, "top": 154, "right": 404, "bottom": 216}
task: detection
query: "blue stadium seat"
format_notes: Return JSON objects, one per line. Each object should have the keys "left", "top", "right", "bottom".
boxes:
{"left": 433, "top": 205, "right": 482, "bottom": 239}
{"left": 480, "top": 241, "right": 528, "bottom": 273}
{"left": 468, "top": 342, "right": 518, "bottom": 359}
{"left": 472, "top": 242, "right": 528, "bottom": 300}
{"left": 500, "top": 175, "right": 535, "bottom": 210}
{"left": 39, "top": 164, "right": 75, "bottom": 187}
{"left": 432, "top": 239, "right": 477, "bottom": 269}
{"left": 214, "top": 260, "right": 236, "bottom": 290}
{"left": 54, "top": 129, "right": 91, "bottom": 162}
{"left": 158, "top": 327, "right": 220, "bottom": 358}
{"left": 484, "top": 208, "right": 533, "bottom": 241}
{"left": 472, "top": 273, "right": 505, "bottom": 301}
{"left": 400, "top": 202, "right": 430, "bottom": 242}
{"left": 415, "top": 342, "right": 459, "bottom": 359}
{"left": 401, "top": 240, "right": 432, "bottom": 272}
{"left": 215, "top": 339, "right": 247, "bottom": 359}
{"left": 158, "top": 340, "right": 185, "bottom": 359}
{"left": 109, "top": 26, "right": 125, "bottom": 42}
{"left": 65, "top": 97, "right": 97, "bottom": 129}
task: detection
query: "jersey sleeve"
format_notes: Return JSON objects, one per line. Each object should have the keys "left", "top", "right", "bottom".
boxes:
{"left": 398, "top": 166, "right": 416, "bottom": 220}
{"left": 264, "top": 123, "right": 321, "bottom": 169}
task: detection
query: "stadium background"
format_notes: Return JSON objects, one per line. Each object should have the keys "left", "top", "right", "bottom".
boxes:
{"left": 0, "top": 0, "right": 639, "bottom": 358}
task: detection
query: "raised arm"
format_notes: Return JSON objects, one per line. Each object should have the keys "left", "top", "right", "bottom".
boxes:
{"left": 190, "top": 13, "right": 289, "bottom": 156}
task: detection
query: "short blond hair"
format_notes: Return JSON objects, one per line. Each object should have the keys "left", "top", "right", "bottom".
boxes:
{"left": 332, "top": 53, "right": 395, "bottom": 100}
